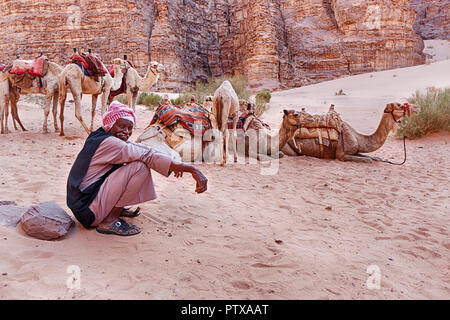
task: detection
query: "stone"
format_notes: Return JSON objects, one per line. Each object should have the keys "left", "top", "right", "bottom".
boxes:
{"left": 20, "top": 202, "right": 74, "bottom": 240}
{"left": 0, "top": 205, "right": 28, "bottom": 227}
{"left": 411, "top": 0, "right": 450, "bottom": 39}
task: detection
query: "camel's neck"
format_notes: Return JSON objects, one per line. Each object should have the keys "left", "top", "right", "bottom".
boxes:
{"left": 137, "top": 67, "right": 159, "bottom": 91}
{"left": 265, "top": 121, "right": 296, "bottom": 155}
{"left": 355, "top": 113, "right": 396, "bottom": 153}
{"left": 278, "top": 124, "right": 294, "bottom": 151}
{"left": 111, "top": 67, "right": 124, "bottom": 91}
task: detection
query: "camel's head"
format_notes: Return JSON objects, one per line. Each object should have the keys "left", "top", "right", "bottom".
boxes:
{"left": 112, "top": 58, "right": 127, "bottom": 68}
{"left": 282, "top": 109, "right": 314, "bottom": 130}
{"left": 150, "top": 61, "right": 165, "bottom": 74}
{"left": 384, "top": 102, "right": 420, "bottom": 122}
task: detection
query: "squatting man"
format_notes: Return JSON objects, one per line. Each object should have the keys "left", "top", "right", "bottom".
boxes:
{"left": 66, "top": 101, "right": 208, "bottom": 236}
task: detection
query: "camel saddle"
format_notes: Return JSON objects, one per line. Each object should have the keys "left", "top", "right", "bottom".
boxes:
{"left": 149, "top": 103, "right": 213, "bottom": 136}
{"left": 69, "top": 53, "right": 107, "bottom": 80}
{"left": 0, "top": 64, "right": 5, "bottom": 72}
{"left": 289, "top": 110, "right": 344, "bottom": 157}
{"left": 10, "top": 55, "right": 49, "bottom": 77}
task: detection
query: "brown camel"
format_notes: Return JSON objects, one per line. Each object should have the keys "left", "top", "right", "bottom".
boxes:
{"left": 107, "top": 58, "right": 165, "bottom": 111}
{"left": 212, "top": 80, "right": 239, "bottom": 165}
{"left": 4, "top": 60, "right": 63, "bottom": 133}
{"left": 58, "top": 53, "right": 123, "bottom": 136}
{"left": 282, "top": 103, "right": 420, "bottom": 162}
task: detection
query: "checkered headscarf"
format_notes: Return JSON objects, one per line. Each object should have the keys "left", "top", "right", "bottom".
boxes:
{"left": 102, "top": 101, "right": 136, "bottom": 131}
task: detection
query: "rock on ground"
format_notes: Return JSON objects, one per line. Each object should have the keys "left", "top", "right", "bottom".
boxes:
{"left": 20, "top": 202, "right": 74, "bottom": 240}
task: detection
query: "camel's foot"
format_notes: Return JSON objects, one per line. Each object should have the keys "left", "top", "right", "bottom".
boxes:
{"left": 2, "top": 128, "right": 9, "bottom": 134}
{"left": 59, "top": 131, "right": 65, "bottom": 137}
{"left": 55, "top": 128, "right": 60, "bottom": 133}
{"left": 42, "top": 129, "right": 49, "bottom": 134}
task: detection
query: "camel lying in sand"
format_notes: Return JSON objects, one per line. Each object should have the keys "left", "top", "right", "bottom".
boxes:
{"left": 282, "top": 102, "right": 419, "bottom": 162}
{"left": 136, "top": 109, "right": 313, "bottom": 163}
{"left": 107, "top": 58, "right": 165, "bottom": 112}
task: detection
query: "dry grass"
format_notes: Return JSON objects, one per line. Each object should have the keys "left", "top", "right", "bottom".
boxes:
{"left": 396, "top": 87, "right": 450, "bottom": 138}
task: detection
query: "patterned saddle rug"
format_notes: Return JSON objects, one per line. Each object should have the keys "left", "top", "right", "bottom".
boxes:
{"left": 148, "top": 103, "right": 212, "bottom": 135}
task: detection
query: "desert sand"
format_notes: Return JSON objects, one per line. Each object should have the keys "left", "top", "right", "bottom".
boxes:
{"left": 0, "top": 41, "right": 449, "bottom": 300}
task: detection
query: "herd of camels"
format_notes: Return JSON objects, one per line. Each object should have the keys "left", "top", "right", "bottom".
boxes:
{"left": 0, "top": 51, "right": 419, "bottom": 165}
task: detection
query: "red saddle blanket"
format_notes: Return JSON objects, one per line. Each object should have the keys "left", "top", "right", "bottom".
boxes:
{"left": 0, "top": 64, "right": 5, "bottom": 72}
{"left": 10, "top": 55, "right": 48, "bottom": 76}
{"left": 148, "top": 103, "right": 212, "bottom": 135}
{"left": 69, "top": 53, "right": 107, "bottom": 75}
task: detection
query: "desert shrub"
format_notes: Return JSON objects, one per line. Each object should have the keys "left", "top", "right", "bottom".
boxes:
{"left": 137, "top": 92, "right": 162, "bottom": 110}
{"left": 255, "top": 89, "right": 271, "bottom": 104}
{"left": 254, "top": 102, "right": 269, "bottom": 117}
{"left": 114, "top": 94, "right": 128, "bottom": 105}
{"left": 181, "top": 75, "right": 251, "bottom": 105}
{"left": 396, "top": 87, "right": 450, "bottom": 138}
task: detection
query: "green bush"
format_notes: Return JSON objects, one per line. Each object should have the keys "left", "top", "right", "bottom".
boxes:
{"left": 396, "top": 87, "right": 450, "bottom": 138}
{"left": 255, "top": 89, "right": 271, "bottom": 104}
{"left": 114, "top": 94, "right": 128, "bottom": 105}
{"left": 181, "top": 75, "right": 251, "bottom": 105}
{"left": 137, "top": 92, "right": 162, "bottom": 110}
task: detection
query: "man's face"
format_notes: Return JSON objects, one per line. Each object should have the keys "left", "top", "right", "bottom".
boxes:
{"left": 110, "top": 118, "right": 133, "bottom": 142}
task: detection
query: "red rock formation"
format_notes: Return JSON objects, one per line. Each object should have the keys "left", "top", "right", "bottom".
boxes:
{"left": 0, "top": 0, "right": 428, "bottom": 91}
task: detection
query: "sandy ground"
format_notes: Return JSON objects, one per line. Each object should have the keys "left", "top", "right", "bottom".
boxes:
{"left": 0, "top": 43, "right": 449, "bottom": 300}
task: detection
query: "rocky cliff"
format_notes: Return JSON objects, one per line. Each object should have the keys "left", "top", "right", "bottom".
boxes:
{"left": 411, "top": 0, "right": 450, "bottom": 39}
{"left": 0, "top": 0, "right": 435, "bottom": 91}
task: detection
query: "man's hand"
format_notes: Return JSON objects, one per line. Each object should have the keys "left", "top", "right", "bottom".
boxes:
{"left": 169, "top": 162, "right": 208, "bottom": 193}
{"left": 192, "top": 168, "right": 207, "bottom": 193}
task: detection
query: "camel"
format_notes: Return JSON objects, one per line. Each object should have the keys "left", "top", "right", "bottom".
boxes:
{"left": 134, "top": 124, "right": 182, "bottom": 162}
{"left": 282, "top": 102, "right": 420, "bottom": 162}
{"left": 0, "top": 71, "right": 24, "bottom": 134}
{"left": 58, "top": 52, "right": 124, "bottom": 136}
{"left": 212, "top": 80, "right": 240, "bottom": 165}
{"left": 136, "top": 109, "right": 314, "bottom": 163}
{"left": 107, "top": 58, "right": 165, "bottom": 111}
{"left": 3, "top": 58, "right": 63, "bottom": 133}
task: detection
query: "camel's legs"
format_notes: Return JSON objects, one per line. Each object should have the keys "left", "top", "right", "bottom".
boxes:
{"left": 42, "top": 94, "right": 52, "bottom": 133}
{"left": 0, "top": 97, "right": 5, "bottom": 134}
{"left": 9, "top": 96, "right": 26, "bottom": 132}
{"left": 74, "top": 92, "right": 90, "bottom": 135}
{"left": 59, "top": 88, "right": 66, "bottom": 136}
{"left": 101, "top": 87, "right": 111, "bottom": 116}
{"left": 231, "top": 112, "right": 238, "bottom": 163}
{"left": 131, "top": 91, "right": 138, "bottom": 112}
{"left": 3, "top": 97, "right": 9, "bottom": 134}
{"left": 52, "top": 91, "right": 59, "bottom": 132}
{"left": 90, "top": 94, "right": 98, "bottom": 132}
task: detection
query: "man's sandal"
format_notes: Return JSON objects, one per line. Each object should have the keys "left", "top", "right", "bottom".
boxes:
{"left": 96, "top": 219, "right": 141, "bottom": 236}
{"left": 120, "top": 206, "right": 141, "bottom": 218}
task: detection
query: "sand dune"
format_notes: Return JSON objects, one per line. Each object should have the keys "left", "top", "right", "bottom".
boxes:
{"left": 0, "top": 52, "right": 449, "bottom": 299}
